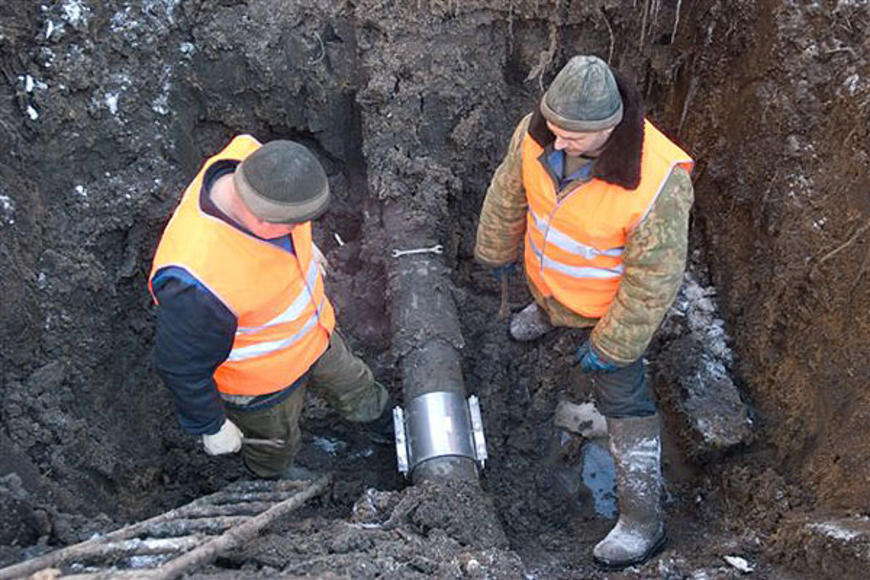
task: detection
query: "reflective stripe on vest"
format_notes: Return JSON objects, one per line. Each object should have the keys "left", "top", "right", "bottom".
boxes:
{"left": 149, "top": 134, "right": 335, "bottom": 395}
{"left": 528, "top": 207, "right": 625, "bottom": 260}
{"left": 526, "top": 234, "right": 625, "bottom": 279}
{"left": 234, "top": 258, "right": 319, "bottom": 335}
{"left": 228, "top": 312, "right": 319, "bottom": 362}
{"left": 521, "top": 119, "right": 693, "bottom": 318}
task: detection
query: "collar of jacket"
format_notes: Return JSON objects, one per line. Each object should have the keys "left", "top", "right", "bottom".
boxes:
{"left": 527, "top": 70, "right": 644, "bottom": 190}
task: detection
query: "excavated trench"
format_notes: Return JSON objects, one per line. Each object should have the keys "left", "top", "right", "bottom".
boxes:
{"left": 0, "top": 0, "right": 868, "bottom": 577}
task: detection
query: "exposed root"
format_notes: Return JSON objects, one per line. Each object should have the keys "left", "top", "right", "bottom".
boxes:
{"left": 849, "top": 246, "right": 869, "bottom": 303}
{"left": 671, "top": 0, "right": 682, "bottom": 44}
{"left": 812, "top": 220, "right": 870, "bottom": 275}
{"left": 308, "top": 31, "right": 325, "bottom": 66}
{"left": 640, "top": 0, "right": 650, "bottom": 51}
{"left": 599, "top": 7, "right": 616, "bottom": 64}
{"left": 677, "top": 75, "right": 699, "bottom": 136}
{"left": 525, "top": 20, "right": 558, "bottom": 93}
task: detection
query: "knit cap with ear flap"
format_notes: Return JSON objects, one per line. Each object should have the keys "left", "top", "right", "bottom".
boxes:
{"left": 541, "top": 55, "right": 624, "bottom": 132}
{"left": 233, "top": 140, "right": 330, "bottom": 224}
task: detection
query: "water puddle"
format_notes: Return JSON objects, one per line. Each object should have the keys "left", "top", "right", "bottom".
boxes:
{"left": 580, "top": 439, "right": 617, "bottom": 519}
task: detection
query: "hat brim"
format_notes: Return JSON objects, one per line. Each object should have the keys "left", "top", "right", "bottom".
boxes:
{"left": 540, "top": 97, "right": 624, "bottom": 132}
{"left": 233, "top": 164, "right": 331, "bottom": 224}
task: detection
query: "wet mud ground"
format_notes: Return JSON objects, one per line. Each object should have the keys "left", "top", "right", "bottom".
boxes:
{"left": 1, "top": 0, "right": 868, "bottom": 578}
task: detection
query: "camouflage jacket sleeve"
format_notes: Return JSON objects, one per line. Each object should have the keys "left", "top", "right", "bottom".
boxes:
{"left": 474, "top": 114, "right": 533, "bottom": 267}
{"left": 590, "top": 166, "right": 694, "bottom": 365}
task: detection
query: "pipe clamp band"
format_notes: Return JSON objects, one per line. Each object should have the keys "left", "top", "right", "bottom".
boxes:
{"left": 393, "top": 391, "right": 488, "bottom": 477}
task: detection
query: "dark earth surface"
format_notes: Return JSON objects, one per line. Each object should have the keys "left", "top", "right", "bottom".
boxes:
{"left": 0, "top": 0, "right": 867, "bottom": 578}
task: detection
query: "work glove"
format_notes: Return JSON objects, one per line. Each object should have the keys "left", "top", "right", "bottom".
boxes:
{"left": 490, "top": 262, "right": 518, "bottom": 282}
{"left": 575, "top": 340, "right": 621, "bottom": 374}
{"left": 202, "top": 419, "right": 243, "bottom": 456}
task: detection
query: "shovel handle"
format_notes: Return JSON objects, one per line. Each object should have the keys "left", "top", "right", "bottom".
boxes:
{"left": 498, "top": 273, "right": 510, "bottom": 320}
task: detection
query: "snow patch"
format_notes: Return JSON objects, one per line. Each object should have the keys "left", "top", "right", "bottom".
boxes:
{"left": 105, "top": 92, "right": 119, "bottom": 115}
{"left": 39, "top": 47, "right": 56, "bottom": 69}
{"left": 73, "top": 185, "right": 88, "bottom": 197}
{"left": 0, "top": 194, "right": 15, "bottom": 225}
{"left": 110, "top": 7, "right": 134, "bottom": 34}
{"left": 19, "top": 74, "right": 48, "bottom": 93}
{"left": 26, "top": 105, "right": 39, "bottom": 120}
{"left": 723, "top": 555, "right": 754, "bottom": 573}
{"left": 809, "top": 521, "right": 861, "bottom": 541}
{"left": 671, "top": 272, "right": 734, "bottom": 365}
{"left": 843, "top": 73, "right": 860, "bottom": 96}
{"left": 61, "top": 0, "right": 90, "bottom": 27}
{"left": 787, "top": 173, "right": 816, "bottom": 199}
{"left": 152, "top": 65, "right": 171, "bottom": 115}
{"left": 351, "top": 447, "right": 375, "bottom": 459}
{"left": 143, "top": 0, "right": 179, "bottom": 23}
{"left": 312, "top": 436, "right": 347, "bottom": 455}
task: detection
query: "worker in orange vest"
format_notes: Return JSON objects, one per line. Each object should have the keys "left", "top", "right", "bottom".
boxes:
{"left": 150, "top": 136, "right": 391, "bottom": 480}
{"left": 475, "top": 55, "right": 694, "bottom": 569}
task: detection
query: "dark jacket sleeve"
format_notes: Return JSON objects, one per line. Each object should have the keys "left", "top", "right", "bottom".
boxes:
{"left": 152, "top": 267, "right": 237, "bottom": 435}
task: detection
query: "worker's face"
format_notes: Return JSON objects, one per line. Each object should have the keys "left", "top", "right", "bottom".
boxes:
{"left": 248, "top": 218, "right": 296, "bottom": 239}
{"left": 547, "top": 121, "right": 614, "bottom": 157}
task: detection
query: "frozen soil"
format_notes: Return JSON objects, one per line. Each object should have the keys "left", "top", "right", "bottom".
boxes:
{"left": 0, "top": 0, "right": 867, "bottom": 578}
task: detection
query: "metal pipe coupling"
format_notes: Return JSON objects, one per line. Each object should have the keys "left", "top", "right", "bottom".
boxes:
{"left": 392, "top": 391, "right": 488, "bottom": 477}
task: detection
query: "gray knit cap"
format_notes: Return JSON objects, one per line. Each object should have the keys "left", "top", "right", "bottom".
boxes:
{"left": 233, "top": 140, "right": 330, "bottom": 224}
{"left": 541, "top": 55, "right": 623, "bottom": 132}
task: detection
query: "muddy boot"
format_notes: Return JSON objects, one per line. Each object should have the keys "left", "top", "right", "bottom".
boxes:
{"left": 554, "top": 400, "right": 608, "bottom": 439}
{"left": 509, "top": 302, "right": 554, "bottom": 341}
{"left": 360, "top": 389, "right": 394, "bottom": 446}
{"left": 593, "top": 414, "right": 666, "bottom": 570}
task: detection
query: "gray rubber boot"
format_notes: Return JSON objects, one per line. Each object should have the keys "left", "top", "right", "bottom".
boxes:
{"left": 509, "top": 302, "right": 554, "bottom": 341}
{"left": 593, "top": 414, "right": 666, "bottom": 570}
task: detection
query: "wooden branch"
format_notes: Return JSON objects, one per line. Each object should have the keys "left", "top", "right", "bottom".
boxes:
{"left": 151, "top": 475, "right": 331, "bottom": 580}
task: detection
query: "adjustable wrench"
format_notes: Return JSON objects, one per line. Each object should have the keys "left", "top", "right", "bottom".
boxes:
{"left": 391, "top": 244, "right": 444, "bottom": 258}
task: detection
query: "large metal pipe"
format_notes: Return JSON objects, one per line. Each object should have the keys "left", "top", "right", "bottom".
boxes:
{"left": 383, "top": 203, "right": 486, "bottom": 484}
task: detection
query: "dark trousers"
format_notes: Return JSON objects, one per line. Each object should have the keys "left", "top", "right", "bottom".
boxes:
{"left": 576, "top": 328, "right": 657, "bottom": 419}
{"left": 226, "top": 332, "right": 389, "bottom": 478}
{"left": 591, "top": 356, "right": 657, "bottom": 418}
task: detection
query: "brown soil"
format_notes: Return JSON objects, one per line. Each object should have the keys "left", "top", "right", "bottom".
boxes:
{"left": 0, "top": 0, "right": 867, "bottom": 577}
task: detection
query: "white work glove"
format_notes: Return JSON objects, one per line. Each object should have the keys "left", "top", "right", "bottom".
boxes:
{"left": 202, "top": 419, "right": 243, "bottom": 456}
{"left": 312, "top": 243, "right": 329, "bottom": 279}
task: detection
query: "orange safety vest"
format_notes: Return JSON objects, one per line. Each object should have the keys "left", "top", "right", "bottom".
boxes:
{"left": 522, "top": 120, "right": 693, "bottom": 318}
{"left": 149, "top": 135, "right": 335, "bottom": 396}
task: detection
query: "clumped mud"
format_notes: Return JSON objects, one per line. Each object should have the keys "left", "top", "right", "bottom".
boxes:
{"left": 1, "top": 0, "right": 867, "bottom": 578}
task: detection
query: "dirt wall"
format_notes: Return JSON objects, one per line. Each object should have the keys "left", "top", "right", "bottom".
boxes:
{"left": 671, "top": 0, "right": 869, "bottom": 507}
{"left": 0, "top": 0, "right": 867, "bottom": 569}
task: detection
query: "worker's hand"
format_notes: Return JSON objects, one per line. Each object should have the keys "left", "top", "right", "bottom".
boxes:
{"left": 202, "top": 419, "right": 243, "bottom": 455}
{"left": 575, "top": 341, "right": 621, "bottom": 374}
{"left": 490, "top": 262, "right": 518, "bottom": 282}
{"left": 313, "top": 243, "right": 329, "bottom": 279}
